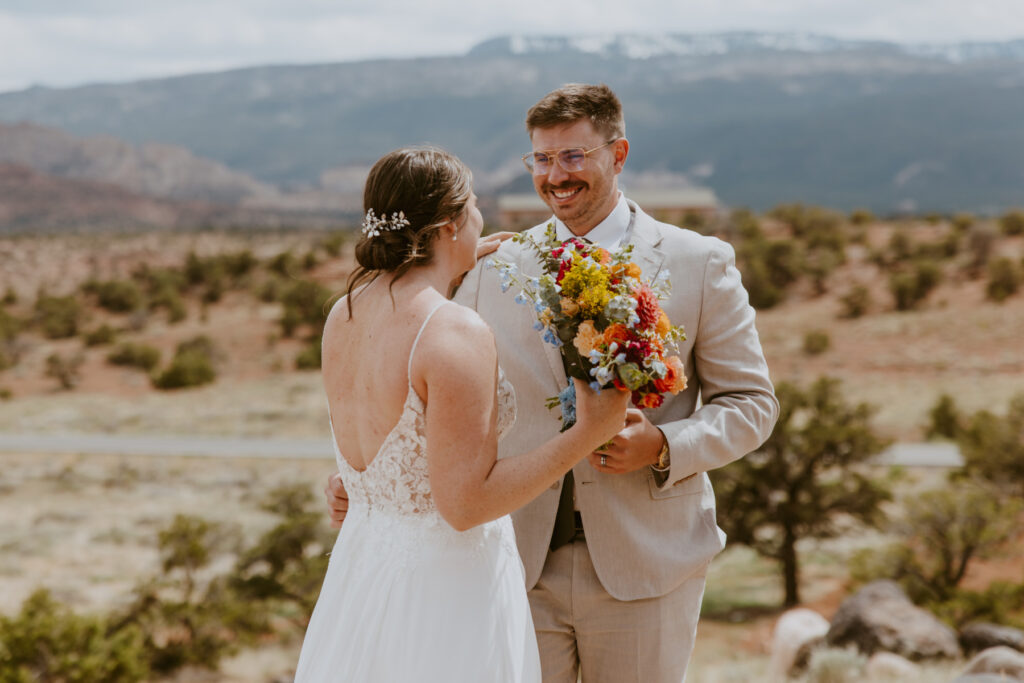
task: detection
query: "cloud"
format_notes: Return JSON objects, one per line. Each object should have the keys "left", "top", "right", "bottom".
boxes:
{"left": 0, "top": 0, "right": 1022, "bottom": 92}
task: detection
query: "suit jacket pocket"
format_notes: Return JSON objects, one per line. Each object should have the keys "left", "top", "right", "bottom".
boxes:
{"left": 648, "top": 471, "right": 703, "bottom": 499}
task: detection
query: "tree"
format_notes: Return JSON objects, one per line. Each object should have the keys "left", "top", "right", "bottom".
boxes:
{"left": 850, "top": 483, "right": 1020, "bottom": 609}
{"left": 956, "top": 393, "right": 1024, "bottom": 497}
{"left": 710, "top": 378, "right": 892, "bottom": 606}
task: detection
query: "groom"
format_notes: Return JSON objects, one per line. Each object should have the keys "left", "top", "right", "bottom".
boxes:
{"left": 328, "top": 83, "right": 778, "bottom": 682}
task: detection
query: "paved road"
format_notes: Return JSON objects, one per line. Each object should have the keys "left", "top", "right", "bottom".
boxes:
{"left": 0, "top": 432, "right": 964, "bottom": 467}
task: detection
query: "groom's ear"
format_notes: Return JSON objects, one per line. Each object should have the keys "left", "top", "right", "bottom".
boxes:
{"left": 612, "top": 138, "right": 629, "bottom": 173}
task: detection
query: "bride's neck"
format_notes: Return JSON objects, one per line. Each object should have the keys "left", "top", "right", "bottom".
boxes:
{"left": 382, "top": 262, "right": 456, "bottom": 301}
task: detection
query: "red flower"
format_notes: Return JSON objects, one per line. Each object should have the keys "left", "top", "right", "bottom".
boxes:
{"left": 634, "top": 391, "right": 664, "bottom": 409}
{"left": 635, "top": 285, "right": 661, "bottom": 331}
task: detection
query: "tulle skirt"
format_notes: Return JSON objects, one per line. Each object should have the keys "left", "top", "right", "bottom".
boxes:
{"left": 294, "top": 505, "right": 541, "bottom": 682}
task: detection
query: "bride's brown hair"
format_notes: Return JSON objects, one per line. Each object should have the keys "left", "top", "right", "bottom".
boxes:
{"left": 345, "top": 147, "right": 472, "bottom": 317}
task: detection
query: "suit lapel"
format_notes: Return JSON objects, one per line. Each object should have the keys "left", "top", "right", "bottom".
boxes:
{"left": 625, "top": 203, "right": 667, "bottom": 283}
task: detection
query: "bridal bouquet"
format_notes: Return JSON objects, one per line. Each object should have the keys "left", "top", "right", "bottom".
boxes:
{"left": 488, "top": 224, "right": 687, "bottom": 429}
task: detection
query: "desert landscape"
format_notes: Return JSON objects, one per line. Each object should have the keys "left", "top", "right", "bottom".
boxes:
{"left": 1, "top": 209, "right": 1023, "bottom": 681}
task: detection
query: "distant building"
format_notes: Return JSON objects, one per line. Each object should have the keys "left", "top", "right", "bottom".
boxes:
{"left": 496, "top": 187, "right": 719, "bottom": 230}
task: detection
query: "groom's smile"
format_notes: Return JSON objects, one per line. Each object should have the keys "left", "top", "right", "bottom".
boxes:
{"left": 529, "top": 119, "right": 627, "bottom": 235}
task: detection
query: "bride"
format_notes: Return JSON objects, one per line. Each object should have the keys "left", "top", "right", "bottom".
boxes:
{"left": 293, "top": 147, "right": 628, "bottom": 682}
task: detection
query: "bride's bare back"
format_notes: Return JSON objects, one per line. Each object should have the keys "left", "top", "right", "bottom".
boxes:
{"left": 321, "top": 281, "right": 458, "bottom": 473}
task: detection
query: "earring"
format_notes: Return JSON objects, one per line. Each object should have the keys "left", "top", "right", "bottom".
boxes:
{"left": 452, "top": 233, "right": 458, "bottom": 242}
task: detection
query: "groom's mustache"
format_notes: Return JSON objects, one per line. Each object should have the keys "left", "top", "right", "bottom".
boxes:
{"left": 542, "top": 181, "right": 587, "bottom": 193}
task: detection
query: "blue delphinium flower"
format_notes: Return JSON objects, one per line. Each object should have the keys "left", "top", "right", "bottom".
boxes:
{"left": 542, "top": 329, "right": 563, "bottom": 347}
{"left": 558, "top": 381, "right": 576, "bottom": 428}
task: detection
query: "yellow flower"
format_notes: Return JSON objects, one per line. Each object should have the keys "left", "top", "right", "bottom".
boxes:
{"left": 560, "top": 256, "right": 613, "bottom": 318}
{"left": 573, "top": 320, "right": 602, "bottom": 356}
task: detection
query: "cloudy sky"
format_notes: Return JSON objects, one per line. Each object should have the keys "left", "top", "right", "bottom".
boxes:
{"left": 2, "top": 0, "right": 1023, "bottom": 93}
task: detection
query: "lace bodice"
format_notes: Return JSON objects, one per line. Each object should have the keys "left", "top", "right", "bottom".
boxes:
{"left": 330, "top": 301, "right": 517, "bottom": 520}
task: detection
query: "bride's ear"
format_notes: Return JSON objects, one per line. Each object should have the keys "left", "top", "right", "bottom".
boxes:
{"left": 440, "top": 218, "right": 459, "bottom": 242}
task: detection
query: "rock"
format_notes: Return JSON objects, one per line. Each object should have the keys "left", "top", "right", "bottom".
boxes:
{"left": 768, "top": 608, "right": 830, "bottom": 679}
{"left": 865, "top": 651, "right": 920, "bottom": 679}
{"left": 951, "top": 676, "right": 1024, "bottom": 683}
{"left": 960, "top": 646, "right": 1024, "bottom": 679}
{"left": 960, "top": 622, "right": 1024, "bottom": 655}
{"left": 825, "top": 580, "right": 961, "bottom": 660}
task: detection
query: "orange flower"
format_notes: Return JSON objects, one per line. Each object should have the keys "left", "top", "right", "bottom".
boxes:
{"left": 591, "top": 247, "right": 612, "bottom": 265}
{"left": 611, "top": 262, "right": 642, "bottom": 280}
{"left": 572, "top": 320, "right": 602, "bottom": 356}
{"left": 603, "top": 323, "right": 631, "bottom": 347}
{"left": 653, "top": 356, "right": 687, "bottom": 395}
{"left": 655, "top": 311, "right": 672, "bottom": 337}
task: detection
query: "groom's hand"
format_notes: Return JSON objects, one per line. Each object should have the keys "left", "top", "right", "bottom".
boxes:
{"left": 324, "top": 472, "right": 349, "bottom": 529}
{"left": 587, "top": 409, "right": 664, "bottom": 474}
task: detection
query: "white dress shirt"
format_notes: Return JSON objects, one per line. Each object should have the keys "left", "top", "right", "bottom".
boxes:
{"left": 553, "top": 192, "right": 631, "bottom": 250}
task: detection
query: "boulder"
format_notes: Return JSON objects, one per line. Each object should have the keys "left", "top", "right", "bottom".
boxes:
{"left": 865, "top": 651, "right": 920, "bottom": 680}
{"left": 825, "top": 580, "right": 961, "bottom": 660}
{"left": 768, "top": 608, "right": 830, "bottom": 679}
{"left": 960, "top": 646, "right": 1024, "bottom": 679}
{"left": 960, "top": 622, "right": 1024, "bottom": 655}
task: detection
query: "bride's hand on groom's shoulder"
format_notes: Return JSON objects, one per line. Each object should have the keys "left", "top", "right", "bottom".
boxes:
{"left": 324, "top": 472, "right": 349, "bottom": 529}
{"left": 475, "top": 232, "right": 515, "bottom": 260}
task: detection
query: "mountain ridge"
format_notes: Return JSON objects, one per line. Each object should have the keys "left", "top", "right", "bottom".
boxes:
{"left": 1, "top": 33, "right": 1022, "bottom": 215}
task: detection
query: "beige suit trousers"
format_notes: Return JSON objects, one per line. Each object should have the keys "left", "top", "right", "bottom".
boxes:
{"left": 529, "top": 540, "right": 707, "bottom": 683}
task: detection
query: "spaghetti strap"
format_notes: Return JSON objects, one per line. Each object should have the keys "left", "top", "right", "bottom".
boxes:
{"left": 407, "top": 300, "right": 453, "bottom": 383}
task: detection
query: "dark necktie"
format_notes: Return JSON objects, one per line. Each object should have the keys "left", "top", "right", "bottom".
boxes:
{"left": 549, "top": 236, "right": 589, "bottom": 552}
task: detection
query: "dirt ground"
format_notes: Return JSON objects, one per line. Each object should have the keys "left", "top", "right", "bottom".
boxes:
{"left": 1, "top": 226, "right": 1022, "bottom": 681}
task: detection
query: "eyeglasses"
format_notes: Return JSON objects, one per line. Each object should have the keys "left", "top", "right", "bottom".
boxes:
{"left": 521, "top": 139, "right": 618, "bottom": 175}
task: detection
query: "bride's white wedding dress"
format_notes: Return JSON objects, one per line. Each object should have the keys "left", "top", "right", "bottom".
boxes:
{"left": 294, "top": 301, "right": 541, "bottom": 682}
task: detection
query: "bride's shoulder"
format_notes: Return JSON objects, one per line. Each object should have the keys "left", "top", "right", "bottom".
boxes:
{"left": 431, "top": 301, "right": 494, "bottom": 342}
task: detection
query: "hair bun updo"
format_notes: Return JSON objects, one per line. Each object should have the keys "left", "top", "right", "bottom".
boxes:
{"left": 345, "top": 147, "right": 473, "bottom": 316}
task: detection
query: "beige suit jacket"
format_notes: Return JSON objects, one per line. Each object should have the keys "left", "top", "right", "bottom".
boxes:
{"left": 454, "top": 201, "right": 779, "bottom": 601}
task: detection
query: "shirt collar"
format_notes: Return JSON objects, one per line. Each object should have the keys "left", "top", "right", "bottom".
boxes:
{"left": 553, "top": 193, "right": 630, "bottom": 249}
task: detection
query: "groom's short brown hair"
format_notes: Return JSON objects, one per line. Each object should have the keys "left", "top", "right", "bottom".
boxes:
{"left": 526, "top": 83, "right": 625, "bottom": 141}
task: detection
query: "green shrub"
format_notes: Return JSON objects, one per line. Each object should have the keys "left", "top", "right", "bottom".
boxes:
{"left": 0, "top": 589, "right": 149, "bottom": 682}
{"left": 0, "top": 386, "right": 11, "bottom": 400}
{"left": 839, "top": 284, "right": 871, "bottom": 319}
{"left": 0, "top": 306, "right": 23, "bottom": 341}
{"left": 925, "top": 393, "right": 962, "bottom": 440}
{"left": 107, "top": 343, "right": 161, "bottom": 371}
{"left": 45, "top": 352, "right": 84, "bottom": 390}
{"left": 152, "top": 337, "right": 218, "bottom": 390}
{"left": 999, "top": 209, "right": 1024, "bottom": 236}
{"left": 34, "top": 293, "right": 82, "bottom": 338}
{"left": 966, "top": 224, "right": 997, "bottom": 276}
{"left": 295, "top": 340, "right": 322, "bottom": 370}
{"left": 848, "top": 208, "right": 875, "bottom": 226}
{"left": 889, "top": 259, "right": 942, "bottom": 311}
{"left": 84, "top": 323, "right": 118, "bottom": 346}
{"left": 268, "top": 250, "right": 299, "bottom": 278}
{"left": 83, "top": 279, "right": 144, "bottom": 313}
{"left": 956, "top": 393, "right": 1024, "bottom": 496}
{"left": 850, "top": 483, "right": 1019, "bottom": 604}
{"left": 951, "top": 213, "right": 975, "bottom": 233}
{"left": 321, "top": 233, "right": 346, "bottom": 257}
{"left": 985, "top": 257, "right": 1020, "bottom": 302}
{"left": 770, "top": 203, "right": 847, "bottom": 257}
{"left": 802, "top": 330, "right": 831, "bottom": 355}
{"left": 1, "top": 286, "right": 16, "bottom": 305}
{"left": 279, "top": 279, "right": 332, "bottom": 337}
{"left": 887, "top": 228, "right": 913, "bottom": 262}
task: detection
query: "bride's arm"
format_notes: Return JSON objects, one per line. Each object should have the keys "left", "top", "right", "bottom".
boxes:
{"left": 418, "top": 307, "right": 627, "bottom": 532}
